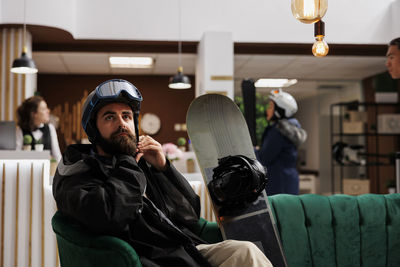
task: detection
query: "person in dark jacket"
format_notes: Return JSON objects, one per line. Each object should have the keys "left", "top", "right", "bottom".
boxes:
{"left": 52, "top": 79, "right": 271, "bottom": 267}
{"left": 255, "top": 89, "right": 307, "bottom": 195}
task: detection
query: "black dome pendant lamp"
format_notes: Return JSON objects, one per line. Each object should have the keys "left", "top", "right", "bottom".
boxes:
{"left": 11, "top": 0, "right": 38, "bottom": 74}
{"left": 169, "top": 66, "right": 191, "bottom": 89}
{"left": 168, "top": 0, "right": 191, "bottom": 89}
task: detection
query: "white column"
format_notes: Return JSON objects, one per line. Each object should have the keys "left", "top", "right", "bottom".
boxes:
{"left": 392, "top": 0, "right": 400, "bottom": 38}
{"left": 195, "top": 32, "right": 234, "bottom": 99}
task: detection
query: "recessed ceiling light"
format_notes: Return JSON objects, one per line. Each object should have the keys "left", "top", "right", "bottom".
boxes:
{"left": 255, "top": 78, "right": 298, "bottom": 88}
{"left": 109, "top": 57, "right": 154, "bottom": 68}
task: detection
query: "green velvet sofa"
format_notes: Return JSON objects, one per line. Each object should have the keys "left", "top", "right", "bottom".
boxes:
{"left": 269, "top": 193, "right": 400, "bottom": 267}
{"left": 52, "top": 193, "right": 400, "bottom": 267}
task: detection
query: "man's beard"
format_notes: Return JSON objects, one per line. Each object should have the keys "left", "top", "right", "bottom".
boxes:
{"left": 97, "top": 127, "right": 138, "bottom": 156}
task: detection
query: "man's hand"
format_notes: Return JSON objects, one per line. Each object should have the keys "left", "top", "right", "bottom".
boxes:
{"left": 136, "top": 135, "right": 167, "bottom": 171}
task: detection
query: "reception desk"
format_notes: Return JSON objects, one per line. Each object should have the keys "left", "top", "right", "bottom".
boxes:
{"left": 0, "top": 151, "right": 58, "bottom": 267}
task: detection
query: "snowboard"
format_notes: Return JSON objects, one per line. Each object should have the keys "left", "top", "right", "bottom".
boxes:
{"left": 186, "top": 94, "right": 287, "bottom": 267}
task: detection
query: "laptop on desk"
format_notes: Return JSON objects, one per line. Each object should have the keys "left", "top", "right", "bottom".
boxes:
{"left": 0, "top": 121, "right": 16, "bottom": 150}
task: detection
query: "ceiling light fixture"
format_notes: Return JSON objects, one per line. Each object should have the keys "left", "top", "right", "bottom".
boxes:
{"left": 291, "top": 0, "right": 328, "bottom": 24}
{"left": 312, "top": 20, "right": 329, "bottom": 57}
{"left": 168, "top": 0, "right": 191, "bottom": 89}
{"left": 291, "top": 0, "right": 329, "bottom": 57}
{"left": 255, "top": 79, "right": 298, "bottom": 88}
{"left": 11, "top": 0, "right": 38, "bottom": 74}
{"left": 109, "top": 56, "right": 154, "bottom": 68}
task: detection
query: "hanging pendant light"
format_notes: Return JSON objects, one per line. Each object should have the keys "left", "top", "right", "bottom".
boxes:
{"left": 168, "top": 0, "right": 191, "bottom": 89}
{"left": 169, "top": 66, "right": 191, "bottom": 89}
{"left": 291, "top": 0, "right": 328, "bottom": 24}
{"left": 312, "top": 20, "right": 329, "bottom": 57}
{"left": 11, "top": 0, "right": 38, "bottom": 74}
{"left": 11, "top": 47, "right": 38, "bottom": 74}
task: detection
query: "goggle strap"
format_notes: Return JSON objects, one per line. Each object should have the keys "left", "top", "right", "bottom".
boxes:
{"left": 134, "top": 113, "right": 140, "bottom": 143}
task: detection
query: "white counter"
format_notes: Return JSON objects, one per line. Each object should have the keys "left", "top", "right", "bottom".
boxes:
{"left": 0, "top": 150, "right": 50, "bottom": 159}
{"left": 170, "top": 151, "right": 201, "bottom": 174}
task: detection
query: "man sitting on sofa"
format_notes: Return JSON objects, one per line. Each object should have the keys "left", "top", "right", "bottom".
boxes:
{"left": 52, "top": 79, "right": 272, "bottom": 267}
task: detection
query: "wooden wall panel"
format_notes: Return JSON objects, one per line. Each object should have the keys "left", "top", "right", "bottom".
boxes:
{"left": 0, "top": 28, "right": 31, "bottom": 122}
{"left": 5, "top": 30, "right": 11, "bottom": 120}
{"left": 0, "top": 32, "right": 3, "bottom": 119}
{"left": 13, "top": 29, "right": 20, "bottom": 121}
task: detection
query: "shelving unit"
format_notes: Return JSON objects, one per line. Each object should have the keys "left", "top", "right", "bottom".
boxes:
{"left": 330, "top": 102, "right": 400, "bottom": 194}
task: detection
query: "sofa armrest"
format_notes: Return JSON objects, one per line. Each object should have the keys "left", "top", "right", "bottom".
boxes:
{"left": 190, "top": 217, "right": 222, "bottom": 244}
{"left": 52, "top": 211, "right": 142, "bottom": 267}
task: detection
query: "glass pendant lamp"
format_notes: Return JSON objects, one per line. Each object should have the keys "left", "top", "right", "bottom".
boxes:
{"left": 291, "top": 0, "right": 328, "bottom": 24}
{"left": 312, "top": 20, "right": 329, "bottom": 57}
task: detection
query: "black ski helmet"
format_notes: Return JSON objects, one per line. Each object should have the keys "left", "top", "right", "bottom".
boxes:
{"left": 81, "top": 79, "right": 143, "bottom": 144}
{"left": 208, "top": 155, "right": 268, "bottom": 215}
{"left": 332, "top": 141, "right": 347, "bottom": 164}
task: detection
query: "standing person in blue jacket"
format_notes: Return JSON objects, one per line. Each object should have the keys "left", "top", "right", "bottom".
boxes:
{"left": 255, "top": 89, "right": 307, "bottom": 195}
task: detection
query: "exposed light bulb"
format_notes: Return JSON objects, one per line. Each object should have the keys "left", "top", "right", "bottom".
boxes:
{"left": 291, "top": 0, "right": 328, "bottom": 24}
{"left": 312, "top": 36, "right": 329, "bottom": 57}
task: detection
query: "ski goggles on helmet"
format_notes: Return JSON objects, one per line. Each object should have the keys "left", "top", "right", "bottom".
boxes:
{"left": 82, "top": 79, "right": 143, "bottom": 131}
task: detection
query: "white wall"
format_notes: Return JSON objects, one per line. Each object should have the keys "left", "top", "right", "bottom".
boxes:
{"left": 1, "top": 0, "right": 398, "bottom": 44}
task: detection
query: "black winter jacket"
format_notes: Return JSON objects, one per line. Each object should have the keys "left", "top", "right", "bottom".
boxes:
{"left": 53, "top": 144, "right": 211, "bottom": 267}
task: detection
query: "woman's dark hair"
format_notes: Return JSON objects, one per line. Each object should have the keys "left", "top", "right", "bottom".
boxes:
{"left": 17, "top": 96, "right": 44, "bottom": 131}
{"left": 389, "top": 38, "right": 400, "bottom": 49}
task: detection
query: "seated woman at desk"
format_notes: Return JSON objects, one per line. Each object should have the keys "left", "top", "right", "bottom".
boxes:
{"left": 16, "top": 95, "right": 62, "bottom": 162}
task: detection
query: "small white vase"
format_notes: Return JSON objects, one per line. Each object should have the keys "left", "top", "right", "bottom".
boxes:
{"left": 35, "top": 144, "right": 44, "bottom": 151}
{"left": 388, "top": 187, "right": 396, "bottom": 194}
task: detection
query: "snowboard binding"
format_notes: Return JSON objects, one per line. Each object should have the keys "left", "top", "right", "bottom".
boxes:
{"left": 208, "top": 155, "right": 268, "bottom": 216}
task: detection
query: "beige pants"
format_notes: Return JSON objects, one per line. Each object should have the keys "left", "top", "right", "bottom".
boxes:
{"left": 196, "top": 240, "right": 273, "bottom": 267}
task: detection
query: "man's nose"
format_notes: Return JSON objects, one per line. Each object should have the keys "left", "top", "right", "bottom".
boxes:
{"left": 386, "top": 59, "right": 390, "bottom": 68}
{"left": 116, "top": 115, "right": 127, "bottom": 127}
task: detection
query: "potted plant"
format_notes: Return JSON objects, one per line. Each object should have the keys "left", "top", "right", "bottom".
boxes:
{"left": 177, "top": 137, "right": 187, "bottom": 151}
{"left": 23, "top": 135, "right": 32, "bottom": 151}
{"left": 186, "top": 158, "right": 195, "bottom": 173}
{"left": 35, "top": 138, "right": 44, "bottom": 151}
